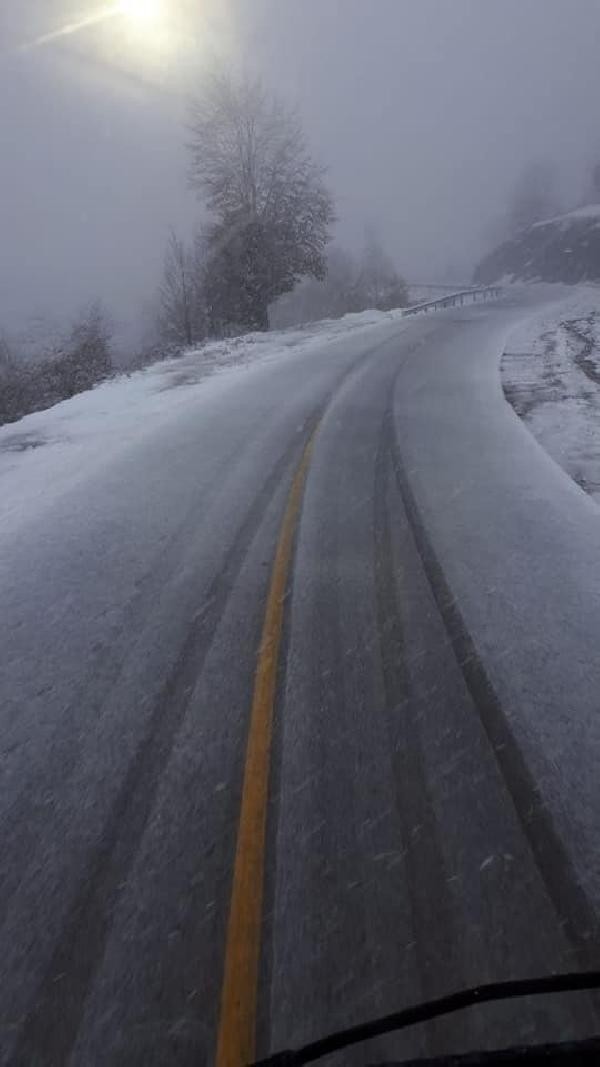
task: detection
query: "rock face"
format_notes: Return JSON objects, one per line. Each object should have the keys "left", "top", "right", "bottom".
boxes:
{"left": 474, "top": 205, "right": 600, "bottom": 284}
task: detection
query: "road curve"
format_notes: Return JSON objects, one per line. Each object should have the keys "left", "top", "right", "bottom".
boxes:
{"left": 1, "top": 296, "right": 599, "bottom": 1065}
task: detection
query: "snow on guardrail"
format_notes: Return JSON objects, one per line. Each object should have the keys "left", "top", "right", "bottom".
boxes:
{"left": 403, "top": 286, "right": 503, "bottom": 316}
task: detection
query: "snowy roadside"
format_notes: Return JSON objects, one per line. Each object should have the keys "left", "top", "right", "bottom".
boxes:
{"left": 502, "top": 285, "right": 600, "bottom": 502}
{"left": 0, "top": 308, "right": 403, "bottom": 536}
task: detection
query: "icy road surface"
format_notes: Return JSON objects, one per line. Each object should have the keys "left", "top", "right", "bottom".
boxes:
{"left": 1, "top": 291, "right": 599, "bottom": 1064}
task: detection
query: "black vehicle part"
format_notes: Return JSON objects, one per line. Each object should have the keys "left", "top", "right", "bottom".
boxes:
{"left": 252, "top": 971, "right": 600, "bottom": 1066}
{"left": 371, "top": 1035, "right": 600, "bottom": 1065}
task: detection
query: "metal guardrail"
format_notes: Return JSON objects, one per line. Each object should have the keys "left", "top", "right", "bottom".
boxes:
{"left": 403, "top": 286, "right": 503, "bottom": 316}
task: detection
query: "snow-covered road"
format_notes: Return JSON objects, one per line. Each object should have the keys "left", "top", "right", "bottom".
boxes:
{"left": 1, "top": 291, "right": 599, "bottom": 1063}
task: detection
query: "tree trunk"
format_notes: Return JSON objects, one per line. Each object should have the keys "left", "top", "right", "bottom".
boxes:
{"left": 247, "top": 295, "right": 269, "bottom": 332}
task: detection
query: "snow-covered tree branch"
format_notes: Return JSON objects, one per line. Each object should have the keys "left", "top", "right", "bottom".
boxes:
{"left": 188, "top": 71, "right": 335, "bottom": 333}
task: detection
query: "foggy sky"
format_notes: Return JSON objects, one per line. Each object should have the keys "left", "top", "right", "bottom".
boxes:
{"left": 2, "top": 0, "right": 600, "bottom": 339}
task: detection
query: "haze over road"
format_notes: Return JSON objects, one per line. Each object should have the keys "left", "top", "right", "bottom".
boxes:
{"left": 2, "top": 294, "right": 600, "bottom": 1065}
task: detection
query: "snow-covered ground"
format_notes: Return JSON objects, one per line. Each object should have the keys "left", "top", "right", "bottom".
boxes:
{"left": 502, "top": 285, "right": 600, "bottom": 501}
{"left": 0, "top": 307, "right": 403, "bottom": 539}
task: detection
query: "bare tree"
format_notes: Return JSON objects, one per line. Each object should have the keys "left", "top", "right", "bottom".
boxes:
{"left": 0, "top": 331, "right": 13, "bottom": 371}
{"left": 0, "top": 303, "right": 113, "bottom": 426}
{"left": 322, "top": 246, "right": 363, "bottom": 317}
{"left": 509, "top": 161, "right": 561, "bottom": 233}
{"left": 270, "top": 245, "right": 361, "bottom": 328}
{"left": 588, "top": 160, "right": 600, "bottom": 203}
{"left": 188, "top": 71, "right": 335, "bottom": 333}
{"left": 357, "top": 231, "right": 408, "bottom": 311}
{"left": 270, "top": 238, "right": 407, "bottom": 329}
{"left": 59, "top": 301, "right": 113, "bottom": 396}
{"left": 159, "top": 229, "right": 197, "bottom": 347}
{"left": 0, "top": 332, "right": 22, "bottom": 426}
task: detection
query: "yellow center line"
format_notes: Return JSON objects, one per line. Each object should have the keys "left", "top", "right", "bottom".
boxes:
{"left": 215, "top": 429, "right": 318, "bottom": 1067}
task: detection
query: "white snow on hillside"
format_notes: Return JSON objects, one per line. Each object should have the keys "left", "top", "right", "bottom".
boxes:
{"left": 532, "top": 204, "right": 600, "bottom": 229}
{"left": 502, "top": 285, "right": 600, "bottom": 500}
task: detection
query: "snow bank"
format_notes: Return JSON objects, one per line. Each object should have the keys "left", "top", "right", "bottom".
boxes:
{"left": 502, "top": 284, "right": 600, "bottom": 501}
